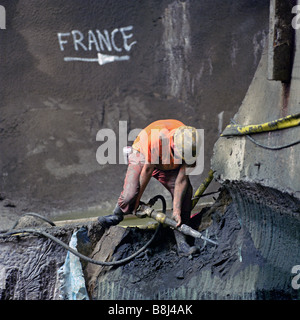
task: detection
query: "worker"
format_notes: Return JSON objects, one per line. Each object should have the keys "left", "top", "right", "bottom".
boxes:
{"left": 98, "top": 119, "right": 200, "bottom": 256}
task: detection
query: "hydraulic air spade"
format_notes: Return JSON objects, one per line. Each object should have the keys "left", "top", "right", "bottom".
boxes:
{"left": 136, "top": 195, "right": 218, "bottom": 246}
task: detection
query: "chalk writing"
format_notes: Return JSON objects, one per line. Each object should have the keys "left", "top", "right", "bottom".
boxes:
{"left": 0, "top": 5, "right": 6, "bottom": 30}
{"left": 58, "top": 26, "right": 136, "bottom": 65}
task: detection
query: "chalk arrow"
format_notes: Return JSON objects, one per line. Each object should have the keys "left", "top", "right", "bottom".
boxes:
{"left": 63, "top": 53, "right": 130, "bottom": 65}
{"left": 64, "top": 57, "right": 98, "bottom": 62}
{"left": 97, "top": 53, "right": 130, "bottom": 65}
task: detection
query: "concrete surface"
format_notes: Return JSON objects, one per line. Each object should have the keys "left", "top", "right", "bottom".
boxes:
{"left": 268, "top": 0, "right": 295, "bottom": 81}
{"left": 211, "top": 30, "right": 300, "bottom": 198}
{"left": 0, "top": 0, "right": 269, "bottom": 221}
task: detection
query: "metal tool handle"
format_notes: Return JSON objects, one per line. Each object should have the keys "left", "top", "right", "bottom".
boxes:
{"left": 137, "top": 202, "right": 218, "bottom": 246}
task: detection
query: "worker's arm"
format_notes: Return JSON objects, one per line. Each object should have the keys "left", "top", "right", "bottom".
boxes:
{"left": 172, "top": 164, "right": 189, "bottom": 227}
{"left": 133, "top": 163, "right": 155, "bottom": 213}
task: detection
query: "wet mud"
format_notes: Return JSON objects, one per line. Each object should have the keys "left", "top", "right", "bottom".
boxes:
{"left": 85, "top": 186, "right": 300, "bottom": 300}
{"left": 1, "top": 184, "right": 299, "bottom": 300}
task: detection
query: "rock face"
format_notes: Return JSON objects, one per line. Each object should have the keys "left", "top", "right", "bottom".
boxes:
{"left": 0, "top": 0, "right": 269, "bottom": 217}
{"left": 0, "top": 185, "right": 299, "bottom": 300}
{"left": 84, "top": 187, "right": 300, "bottom": 300}
{"left": 0, "top": 226, "right": 73, "bottom": 299}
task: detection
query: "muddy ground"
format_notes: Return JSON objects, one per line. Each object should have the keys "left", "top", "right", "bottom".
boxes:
{"left": 84, "top": 186, "right": 300, "bottom": 300}
{"left": 1, "top": 185, "right": 299, "bottom": 300}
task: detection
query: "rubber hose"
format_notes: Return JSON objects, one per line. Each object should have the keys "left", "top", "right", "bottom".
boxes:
{"left": 148, "top": 194, "right": 167, "bottom": 213}
{"left": 0, "top": 195, "right": 167, "bottom": 266}
{"left": 0, "top": 212, "right": 56, "bottom": 234}
{"left": 0, "top": 226, "right": 161, "bottom": 266}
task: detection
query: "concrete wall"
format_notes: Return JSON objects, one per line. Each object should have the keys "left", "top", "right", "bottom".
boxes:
{"left": 208, "top": 1, "right": 300, "bottom": 299}
{"left": 212, "top": 2, "right": 300, "bottom": 199}
{"left": 0, "top": 0, "right": 269, "bottom": 218}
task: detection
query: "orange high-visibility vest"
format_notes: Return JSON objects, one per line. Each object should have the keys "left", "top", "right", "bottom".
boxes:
{"left": 132, "top": 119, "right": 184, "bottom": 170}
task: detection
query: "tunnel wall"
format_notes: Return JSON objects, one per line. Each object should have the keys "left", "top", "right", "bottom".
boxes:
{"left": 0, "top": 0, "right": 269, "bottom": 217}
{"left": 209, "top": 0, "right": 300, "bottom": 300}
{"left": 211, "top": 1, "right": 300, "bottom": 199}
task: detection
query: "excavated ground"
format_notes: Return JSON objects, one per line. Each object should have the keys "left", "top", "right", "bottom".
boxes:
{"left": 1, "top": 186, "right": 299, "bottom": 300}
{"left": 84, "top": 186, "right": 300, "bottom": 300}
{"left": 85, "top": 198, "right": 241, "bottom": 300}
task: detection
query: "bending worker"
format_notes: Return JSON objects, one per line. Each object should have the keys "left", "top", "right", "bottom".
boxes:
{"left": 98, "top": 119, "right": 200, "bottom": 256}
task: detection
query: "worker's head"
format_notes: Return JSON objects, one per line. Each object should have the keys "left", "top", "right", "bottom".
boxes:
{"left": 173, "top": 126, "right": 199, "bottom": 164}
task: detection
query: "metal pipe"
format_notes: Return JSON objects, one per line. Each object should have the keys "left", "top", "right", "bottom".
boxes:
{"left": 137, "top": 203, "right": 218, "bottom": 246}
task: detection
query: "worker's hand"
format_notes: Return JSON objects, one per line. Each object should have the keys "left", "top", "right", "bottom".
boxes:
{"left": 172, "top": 211, "right": 182, "bottom": 227}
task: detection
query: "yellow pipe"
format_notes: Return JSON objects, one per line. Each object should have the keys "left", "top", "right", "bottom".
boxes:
{"left": 221, "top": 113, "right": 300, "bottom": 136}
{"left": 191, "top": 169, "right": 214, "bottom": 209}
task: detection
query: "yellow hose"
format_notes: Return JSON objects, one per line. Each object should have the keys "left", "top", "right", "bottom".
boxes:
{"left": 221, "top": 113, "right": 300, "bottom": 136}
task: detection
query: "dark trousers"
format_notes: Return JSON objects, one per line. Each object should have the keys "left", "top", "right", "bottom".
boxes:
{"left": 117, "top": 151, "right": 192, "bottom": 224}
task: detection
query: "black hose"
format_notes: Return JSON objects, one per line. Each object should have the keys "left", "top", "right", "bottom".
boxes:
{"left": 230, "top": 118, "right": 300, "bottom": 150}
{"left": 0, "top": 195, "right": 166, "bottom": 266}
{"left": 0, "top": 226, "right": 161, "bottom": 266}
{"left": 0, "top": 212, "right": 56, "bottom": 234}
{"left": 10, "top": 213, "right": 55, "bottom": 230}
{"left": 147, "top": 194, "right": 167, "bottom": 213}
